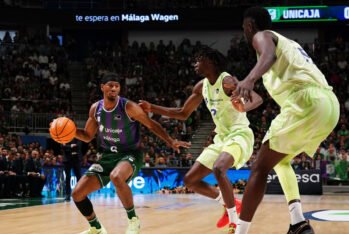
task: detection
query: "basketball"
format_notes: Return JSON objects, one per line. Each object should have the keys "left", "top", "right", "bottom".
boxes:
{"left": 49, "top": 117, "right": 76, "bottom": 144}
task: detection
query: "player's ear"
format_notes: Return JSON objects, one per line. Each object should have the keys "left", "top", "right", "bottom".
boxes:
{"left": 100, "top": 84, "right": 104, "bottom": 92}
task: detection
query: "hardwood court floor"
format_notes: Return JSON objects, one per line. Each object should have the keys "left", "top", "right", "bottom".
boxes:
{"left": 1, "top": 193, "right": 349, "bottom": 234}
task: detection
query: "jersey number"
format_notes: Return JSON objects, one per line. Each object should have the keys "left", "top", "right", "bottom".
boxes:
{"left": 297, "top": 48, "right": 313, "bottom": 63}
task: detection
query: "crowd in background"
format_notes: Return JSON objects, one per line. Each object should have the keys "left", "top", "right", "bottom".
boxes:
{"left": 0, "top": 30, "right": 72, "bottom": 116}
{"left": 0, "top": 29, "right": 349, "bottom": 198}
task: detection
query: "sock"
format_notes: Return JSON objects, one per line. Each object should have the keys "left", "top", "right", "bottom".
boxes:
{"left": 235, "top": 219, "right": 251, "bottom": 234}
{"left": 88, "top": 216, "right": 101, "bottom": 229}
{"left": 214, "top": 190, "right": 225, "bottom": 205}
{"left": 289, "top": 202, "right": 305, "bottom": 225}
{"left": 227, "top": 206, "right": 238, "bottom": 224}
{"left": 126, "top": 206, "right": 137, "bottom": 219}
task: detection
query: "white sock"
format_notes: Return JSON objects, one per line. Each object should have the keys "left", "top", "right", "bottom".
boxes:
{"left": 289, "top": 202, "right": 305, "bottom": 225}
{"left": 235, "top": 219, "right": 251, "bottom": 234}
{"left": 214, "top": 190, "right": 225, "bottom": 205}
{"left": 227, "top": 206, "right": 238, "bottom": 224}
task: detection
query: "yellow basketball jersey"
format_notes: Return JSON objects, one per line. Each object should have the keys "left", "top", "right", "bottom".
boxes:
{"left": 202, "top": 72, "right": 250, "bottom": 135}
{"left": 260, "top": 30, "right": 332, "bottom": 107}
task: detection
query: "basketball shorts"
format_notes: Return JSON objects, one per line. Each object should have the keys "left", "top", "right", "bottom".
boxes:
{"left": 85, "top": 150, "right": 143, "bottom": 187}
{"left": 197, "top": 127, "right": 254, "bottom": 170}
{"left": 263, "top": 87, "right": 339, "bottom": 157}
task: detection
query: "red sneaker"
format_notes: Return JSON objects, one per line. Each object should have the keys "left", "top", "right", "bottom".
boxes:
{"left": 216, "top": 198, "right": 242, "bottom": 228}
{"left": 228, "top": 223, "right": 237, "bottom": 234}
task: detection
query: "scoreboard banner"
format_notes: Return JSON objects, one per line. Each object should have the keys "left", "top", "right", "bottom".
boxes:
{"left": 0, "top": 6, "right": 348, "bottom": 28}
{"left": 266, "top": 6, "right": 349, "bottom": 22}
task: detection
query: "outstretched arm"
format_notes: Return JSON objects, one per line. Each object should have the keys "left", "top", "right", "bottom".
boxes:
{"left": 127, "top": 101, "right": 191, "bottom": 153}
{"left": 139, "top": 80, "right": 204, "bottom": 121}
{"left": 75, "top": 103, "right": 98, "bottom": 143}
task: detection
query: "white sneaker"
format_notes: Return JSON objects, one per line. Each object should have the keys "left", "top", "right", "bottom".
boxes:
{"left": 79, "top": 225, "right": 107, "bottom": 234}
{"left": 126, "top": 217, "right": 140, "bottom": 234}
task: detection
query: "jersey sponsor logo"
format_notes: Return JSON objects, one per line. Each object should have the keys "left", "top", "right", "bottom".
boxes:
{"left": 209, "top": 98, "right": 223, "bottom": 103}
{"left": 114, "top": 115, "right": 121, "bottom": 120}
{"left": 105, "top": 128, "right": 123, "bottom": 134}
{"left": 304, "top": 210, "right": 349, "bottom": 222}
{"left": 110, "top": 146, "right": 118, "bottom": 153}
{"left": 103, "top": 136, "right": 120, "bottom": 143}
{"left": 216, "top": 88, "right": 219, "bottom": 94}
{"left": 210, "top": 108, "right": 217, "bottom": 116}
{"left": 89, "top": 164, "right": 103, "bottom": 172}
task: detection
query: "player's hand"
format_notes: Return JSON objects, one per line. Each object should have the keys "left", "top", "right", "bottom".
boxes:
{"left": 235, "top": 79, "right": 255, "bottom": 102}
{"left": 138, "top": 100, "right": 152, "bottom": 113}
{"left": 171, "top": 139, "right": 191, "bottom": 153}
{"left": 223, "top": 83, "right": 245, "bottom": 112}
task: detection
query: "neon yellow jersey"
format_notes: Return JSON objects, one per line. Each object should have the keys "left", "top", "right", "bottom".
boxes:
{"left": 261, "top": 30, "right": 332, "bottom": 107}
{"left": 202, "top": 72, "right": 250, "bottom": 135}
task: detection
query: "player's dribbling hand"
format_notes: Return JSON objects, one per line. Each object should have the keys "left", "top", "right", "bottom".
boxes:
{"left": 138, "top": 100, "right": 151, "bottom": 112}
{"left": 171, "top": 139, "right": 191, "bottom": 153}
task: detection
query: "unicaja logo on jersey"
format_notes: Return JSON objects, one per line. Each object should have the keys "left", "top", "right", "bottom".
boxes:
{"left": 105, "top": 128, "right": 123, "bottom": 134}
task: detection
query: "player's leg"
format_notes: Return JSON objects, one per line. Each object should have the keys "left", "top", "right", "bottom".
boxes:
{"left": 273, "top": 155, "right": 314, "bottom": 234}
{"left": 213, "top": 144, "right": 241, "bottom": 232}
{"left": 236, "top": 141, "right": 287, "bottom": 234}
{"left": 183, "top": 161, "right": 217, "bottom": 198}
{"left": 110, "top": 160, "right": 140, "bottom": 234}
{"left": 72, "top": 174, "right": 106, "bottom": 234}
{"left": 110, "top": 161, "right": 135, "bottom": 216}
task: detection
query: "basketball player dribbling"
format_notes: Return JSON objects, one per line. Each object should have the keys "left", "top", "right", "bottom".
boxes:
{"left": 68, "top": 73, "right": 190, "bottom": 234}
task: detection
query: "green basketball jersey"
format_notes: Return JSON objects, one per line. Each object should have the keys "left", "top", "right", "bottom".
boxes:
{"left": 261, "top": 30, "right": 332, "bottom": 107}
{"left": 202, "top": 72, "right": 250, "bottom": 135}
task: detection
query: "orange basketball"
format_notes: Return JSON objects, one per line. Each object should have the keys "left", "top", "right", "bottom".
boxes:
{"left": 49, "top": 117, "right": 76, "bottom": 144}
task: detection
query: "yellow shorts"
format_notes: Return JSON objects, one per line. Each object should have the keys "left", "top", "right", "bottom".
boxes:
{"left": 263, "top": 87, "right": 339, "bottom": 156}
{"left": 197, "top": 127, "right": 254, "bottom": 170}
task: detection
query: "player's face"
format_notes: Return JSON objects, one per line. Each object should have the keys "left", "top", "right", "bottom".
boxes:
{"left": 194, "top": 56, "right": 211, "bottom": 76}
{"left": 242, "top": 18, "right": 254, "bottom": 45}
{"left": 101, "top": 81, "right": 120, "bottom": 101}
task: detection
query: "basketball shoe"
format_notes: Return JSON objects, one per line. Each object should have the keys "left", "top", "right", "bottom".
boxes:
{"left": 79, "top": 225, "right": 107, "bottom": 234}
{"left": 227, "top": 223, "right": 237, "bottom": 234}
{"left": 287, "top": 220, "right": 314, "bottom": 234}
{"left": 216, "top": 197, "right": 242, "bottom": 228}
{"left": 126, "top": 216, "right": 140, "bottom": 234}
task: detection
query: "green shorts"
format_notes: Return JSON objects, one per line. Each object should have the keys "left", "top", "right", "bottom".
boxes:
{"left": 85, "top": 151, "right": 143, "bottom": 187}
{"left": 196, "top": 127, "right": 254, "bottom": 170}
{"left": 263, "top": 87, "right": 339, "bottom": 156}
